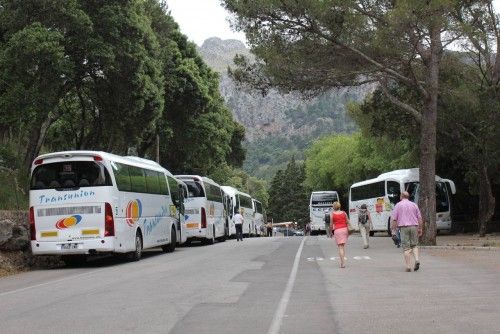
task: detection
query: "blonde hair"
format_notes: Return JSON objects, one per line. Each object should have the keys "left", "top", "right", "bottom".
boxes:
{"left": 333, "top": 201, "right": 341, "bottom": 210}
{"left": 239, "top": 208, "right": 244, "bottom": 214}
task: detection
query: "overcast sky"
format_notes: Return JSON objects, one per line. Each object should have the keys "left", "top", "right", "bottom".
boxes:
{"left": 166, "top": 0, "right": 245, "bottom": 46}
{"left": 167, "top": 0, "right": 500, "bottom": 47}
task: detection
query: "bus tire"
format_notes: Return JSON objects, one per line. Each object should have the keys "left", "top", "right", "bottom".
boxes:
{"left": 128, "top": 230, "right": 143, "bottom": 261}
{"left": 162, "top": 226, "right": 176, "bottom": 253}
{"left": 369, "top": 231, "right": 375, "bottom": 237}
{"left": 62, "top": 255, "right": 86, "bottom": 267}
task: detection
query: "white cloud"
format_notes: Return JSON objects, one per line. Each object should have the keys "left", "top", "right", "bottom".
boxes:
{"left": 166, "top": 0, "right": 246, "bottom": 46}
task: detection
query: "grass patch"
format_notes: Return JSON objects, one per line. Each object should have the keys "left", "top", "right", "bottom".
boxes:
{"left": 0, "top": 170, "right": 28, "bottom": 210}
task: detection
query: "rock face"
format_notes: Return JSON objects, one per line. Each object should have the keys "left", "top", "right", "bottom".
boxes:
{"left": 198, "top": 37, "right": 372, "bottom": 179}
{"left": 0, "top": 212, "right": 29, "bottom": 251}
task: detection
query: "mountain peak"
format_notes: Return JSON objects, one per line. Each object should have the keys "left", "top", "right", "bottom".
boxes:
{"left": 198, "top": 37, "right": 251, "bottom": 73}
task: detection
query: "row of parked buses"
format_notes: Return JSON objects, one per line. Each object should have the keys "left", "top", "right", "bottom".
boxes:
{"left": 28, "top": 151, "right": 266, "bottom": 265}
{"left": 309, "top": 168, "right": 456, "bottom": 236}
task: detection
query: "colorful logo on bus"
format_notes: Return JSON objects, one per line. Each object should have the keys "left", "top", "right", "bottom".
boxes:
{"left": 126, "top": 199, "right": 142, "bottom": 227}
{"left": 55, "top": 215, "right": 82, "bottom": 229}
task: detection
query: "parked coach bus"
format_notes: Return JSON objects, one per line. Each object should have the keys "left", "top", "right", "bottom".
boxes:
{"left": 252, "top": 199, "right": 266, "bottom": 236}
{"left": 309, "top": 191, "right": 339, "bottom": 235}
{"left": 349, "top": 168, "right": 456, "bottom": 235}
{"left": 221, "top": 186, "right": 255, "bottom": 237}
{"left": 29, "top": 151, "right": 187, "bottom": 265}
{"left": 175, "top": 175, "right": 225, "bottom": 244}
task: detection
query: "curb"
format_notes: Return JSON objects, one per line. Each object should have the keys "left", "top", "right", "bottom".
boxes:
{"left": 420, "top": 245, "right": 500, "bottom": 251}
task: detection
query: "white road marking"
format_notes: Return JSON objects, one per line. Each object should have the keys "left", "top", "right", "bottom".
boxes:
{"left": 268, "top": 236, "right": 306, "bottom": 334}
{"left": 0, "top": 268, "right": 107, "bottom": 297}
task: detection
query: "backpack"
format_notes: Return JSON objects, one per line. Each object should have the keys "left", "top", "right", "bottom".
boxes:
{"left": 358, "top": 209, "right": 368, "bottom": 224}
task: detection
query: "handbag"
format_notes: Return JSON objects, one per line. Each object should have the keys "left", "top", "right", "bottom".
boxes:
{"left": 345, "top": 212, "right": 355, "bottom": 235}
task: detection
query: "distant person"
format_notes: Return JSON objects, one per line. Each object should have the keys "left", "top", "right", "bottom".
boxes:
{"left": 324, "top": 212, "right": 332, "bottom": 238}
{"left": 234, "top": 208, "right": 244, "bottom": 242}
{"left": 358, "top": 204, "right": 373, "bottom": 249}
{"left": 391, "top": 191, "right": 423, "bottom": 272}
{"left": 331, "top": 201, "right": 350, "bottom": 268}
{"left": 266, "top": 221, "right": 273, "bottom": 237}
{"left": 305, "top": 222, "right": 311, "bottom": 236}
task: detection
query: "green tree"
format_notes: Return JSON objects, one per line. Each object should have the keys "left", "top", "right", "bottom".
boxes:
{"left": 268, "top": 158, "right": 309, "bottom": 225}
{"left": 222, "top": 0, "right": 487, "bottom": 244}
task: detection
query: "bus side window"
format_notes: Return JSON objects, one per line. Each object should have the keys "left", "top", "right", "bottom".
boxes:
{"left": 387, "top": 181, "right": 401, "bottom": 205}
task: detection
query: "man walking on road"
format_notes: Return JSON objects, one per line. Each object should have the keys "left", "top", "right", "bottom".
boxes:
{"left": 391, "top": 191, "right": 423, "bottom": 272}
{"left": 234, "top": 208, "right": 244, "bottom": 241}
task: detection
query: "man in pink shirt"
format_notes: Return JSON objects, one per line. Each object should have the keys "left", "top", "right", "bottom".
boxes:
{"left": 391, "top": 191, "right": 423, "bottom": 272}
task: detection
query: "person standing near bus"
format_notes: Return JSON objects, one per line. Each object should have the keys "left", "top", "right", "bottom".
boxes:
{"left": 358, "top": 204, "right": 372, "bottom": 249}
{"left": 266, "top": 221, "right": 273, "bottom": 237}
{"left": 331, "top": 201, "right": 350, "bottom": 268}
{"left": 391, "top": 191, "right": 423, "bottom": 272}
{"left": 234, "top": 208, "right": 245, "bottom": 241}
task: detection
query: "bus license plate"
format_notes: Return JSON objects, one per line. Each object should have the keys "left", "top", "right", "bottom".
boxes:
{"left": 60, "top": 243, "right": 80, "bottom": 250}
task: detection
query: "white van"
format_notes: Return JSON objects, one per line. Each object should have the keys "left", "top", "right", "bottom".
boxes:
{"left": 252, "top": 199, "right": 266, "bottom": 236}
{"left": 175, "top": 175, "right": 225, "bottom": 244}
{"left": 29, "top": 151, "right": 187, "bottom": 264}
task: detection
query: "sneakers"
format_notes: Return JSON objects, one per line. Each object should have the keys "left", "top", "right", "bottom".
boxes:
{"left": 414, "top": 261, "right": 420, "bottom": 271}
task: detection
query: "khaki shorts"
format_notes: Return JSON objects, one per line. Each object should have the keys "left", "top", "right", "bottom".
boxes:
{"left": 400, "top": 226, "right": 418, "bottom": 250}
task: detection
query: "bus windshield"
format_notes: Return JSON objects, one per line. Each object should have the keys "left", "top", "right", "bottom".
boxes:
{"left": 311, "top": 193, "right": 338, "bottom": 206}
{"left": 182, "top": 179, "right": 205, "bottom": 198}
{"left": 30, "top": 161, "right": 112, "bottom": 190}
{"left": 405, "top": 182, "right": 449, "bottom": 212}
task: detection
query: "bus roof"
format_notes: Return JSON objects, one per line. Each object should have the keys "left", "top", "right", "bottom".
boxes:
{"left": 33, "top": 150, "right": 174, "bottom": 176}
{"left": 350, "top": 168, "right": 447, "bottom": 188}
{"left": 220, "top": 185, "right": 251, "bottom": 198}
{"left": 175, "top": 175, "right": 220, "bottom": 187}
{"left": 310, "top": 190, "right": 338, "bottom": 195}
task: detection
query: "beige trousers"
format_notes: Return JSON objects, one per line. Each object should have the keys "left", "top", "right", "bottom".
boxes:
{"left": 359, "top": 223, "right": 370, "bottom": 247}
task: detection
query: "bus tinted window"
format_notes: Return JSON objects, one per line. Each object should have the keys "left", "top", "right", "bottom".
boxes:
{"left": 113, "top": 163, "right": 132, "bottom": 191}
{"left": 31, "top": 161, "right": 112, "bottom": 190}
{"left": 129, "top": 166, "right": 146, "bottom": 193}
{"left": 145, "top": 169, "right": 161, "bottom": 194}
{"left": 351, "top": 181, "right": 385, "bottom": 201}
{"left": 167, "top": 176, "right": 178, "bottom": 201}
{"left": 254, "top": 201, "right": 262, "bottom": 214}
{"left": 206, "top": 183, "right": 222, "bottom": 203}
{"left": 311, "top": 193, "right": 338, "bottom": 205}
{"left": 239, "top": 194, "right": 252, "bottom": 208}
{"left": 158, "top": 174, "right": 169, "bottom": 195}
{"left": 183, "top": 179, "right": 205, "bottom": 198}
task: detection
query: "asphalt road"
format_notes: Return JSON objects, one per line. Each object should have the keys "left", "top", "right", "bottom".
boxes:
{"left": 0, "top": 235, "right": 499, "bottom": 334}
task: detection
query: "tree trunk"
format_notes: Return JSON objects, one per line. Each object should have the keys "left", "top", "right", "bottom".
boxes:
{"left": 477, "top": 164, "right": 495, "bottom": 237}
{"left": 419, "top": 25, "right": 442, "bottom": 246}
{"left": 23, "top": 115, "right": 54, "bottom": 175}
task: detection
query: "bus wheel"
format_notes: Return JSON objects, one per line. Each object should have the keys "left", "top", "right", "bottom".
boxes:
{"left": 162, "top": 227, "right": 176, "bottom": 253}
{"left": 128, "top": 231, "right": 143, "bottom": 261}
{"left": 369, "top": 231, "right": 375, "bottom": 237}
{"left": 62, "top": 255, "right": 86, "bottom": 267}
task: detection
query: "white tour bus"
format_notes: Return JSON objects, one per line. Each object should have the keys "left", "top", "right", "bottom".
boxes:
{"left": 175, "top": 175, "right": 225, "bottom": 244}
{"left": 221, "top": 186, "right": 255, "bottom": 237}
{"left": 348, "top": 168, "right": 456, "bottom": 235}
{"left": 309, "top": 191, "right": 340, "bottom": 235}
{"left": 252, "top": 199, "right": 266, "bottom": 236}
{"left": 29, "top": 151, "right": 187, "bottom": 265}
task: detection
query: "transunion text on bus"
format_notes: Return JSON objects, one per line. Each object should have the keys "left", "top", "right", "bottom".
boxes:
{"left": 38, "top": 191, "right": 96, "bottom": 204}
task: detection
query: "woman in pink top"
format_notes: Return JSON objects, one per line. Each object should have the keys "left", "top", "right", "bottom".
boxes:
{"left": 331, "top": 201, "right": 349, "bottom": 268}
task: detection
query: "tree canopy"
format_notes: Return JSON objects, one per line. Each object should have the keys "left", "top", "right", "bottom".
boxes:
{"left": 0, "top": 0, "right": 245, "bottom": 182}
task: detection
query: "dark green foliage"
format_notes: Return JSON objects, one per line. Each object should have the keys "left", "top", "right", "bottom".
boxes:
{"left": 267, "top": 158, "right": 309, "bottom": 225}
{"left": 0, "top": 0, "right": 245, "bottom": 201}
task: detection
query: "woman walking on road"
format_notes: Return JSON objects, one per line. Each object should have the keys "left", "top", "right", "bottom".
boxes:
{"left": 331, "top": 201, "right": 349, "bottom": 268}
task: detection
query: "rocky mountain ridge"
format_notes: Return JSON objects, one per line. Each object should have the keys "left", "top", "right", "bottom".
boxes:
{"left": 198, "top": 37, "right": 370, "bottom": 179}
